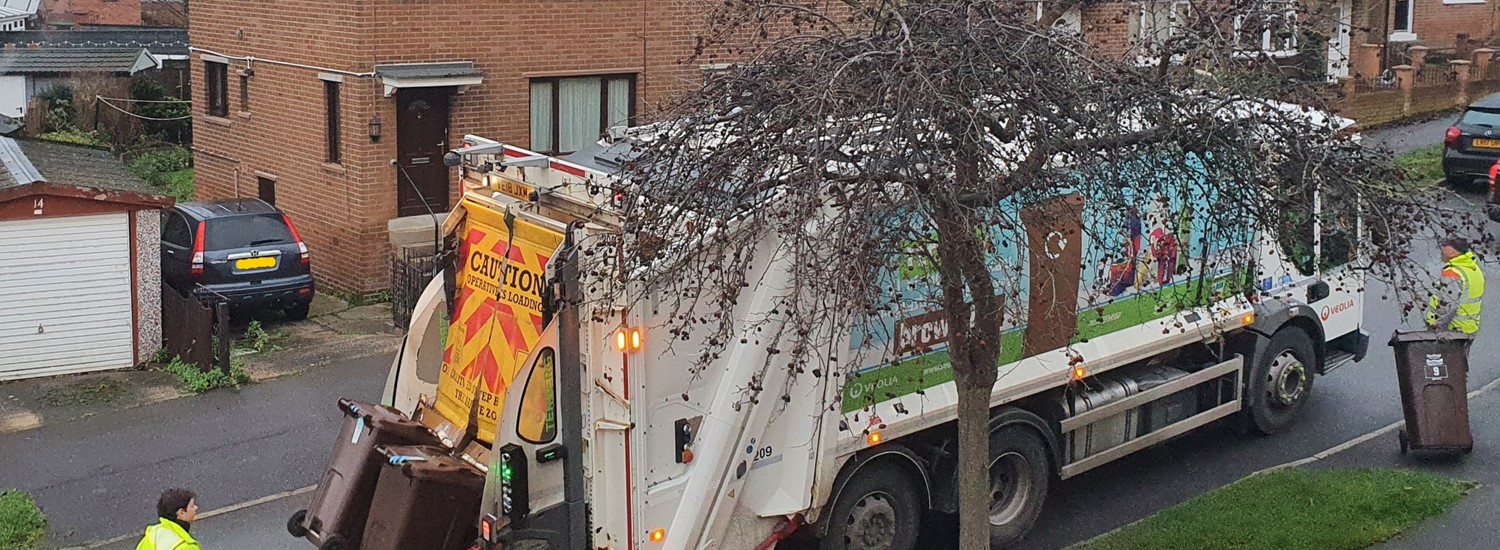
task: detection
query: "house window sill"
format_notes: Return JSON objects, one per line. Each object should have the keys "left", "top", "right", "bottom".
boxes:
{"left": 1390, "top": 32, "right": 1418, "bottom": 42}
{"left": 237, "top": 111, "right": 251, "bottom": 119}
{"left": 322, "top": 162, "right": 347, "bottom": 175}
{"left": 1444, "top": 0, "right": 1486, "bottom": 5}
{"left": 203, "top": 115, "right": 233, "bottom": 127}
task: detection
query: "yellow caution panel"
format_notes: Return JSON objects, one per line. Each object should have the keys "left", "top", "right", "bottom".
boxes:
{"left": 436, "top": 201, "right": 565, "bottom": 443}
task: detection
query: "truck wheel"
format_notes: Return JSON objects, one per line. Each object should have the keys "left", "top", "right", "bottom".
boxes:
{"left": 1246, "top": 328, "right": 1317, "bottom": 435}
{"left": 988, "top": 425, "right": 1051, "bottom": 548}
{"left": 819, "top": 462, "right": 922, "bottom": 550}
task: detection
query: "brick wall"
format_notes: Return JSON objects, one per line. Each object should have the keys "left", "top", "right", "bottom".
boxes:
{"left": 40, "top": 0, "right": 143, "bottom": 26}
{"left": 188, "top": 0, "right": 735, "bottom": 294}
{"left": 1407, "top": 0, "right": 1494, "bottom": 49}
{"left": 141, "top": 0, "right": 186, "bottom": 27}
{"left": 1082, "top": 3, "right": 1135, "bottom": 58}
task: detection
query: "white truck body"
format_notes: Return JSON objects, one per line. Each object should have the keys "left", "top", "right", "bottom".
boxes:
{"left": 384, "top": 116, "right": 1369, "bottom": 549}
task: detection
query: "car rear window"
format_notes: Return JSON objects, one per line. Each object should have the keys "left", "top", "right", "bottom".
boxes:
{"left": 205, "top": 214, "right": 294, "bottom": 250}
{"left": 1460, "top": 108, "right": 1500, "bottom": 128}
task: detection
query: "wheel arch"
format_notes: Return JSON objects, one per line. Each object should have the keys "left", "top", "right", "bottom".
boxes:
{"left": 1246, "top": 297, "right": 1327, "bottom": 373}
{"left": 812, "top": 443, "right": 933, "bottom": 537}
{"left": 927, "top": 405, "right": 1058, "bottom": 515}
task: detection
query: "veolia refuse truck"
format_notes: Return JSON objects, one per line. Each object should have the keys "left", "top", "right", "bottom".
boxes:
{"left": 304, "top": 108, "right": 1370, "bottom": 550}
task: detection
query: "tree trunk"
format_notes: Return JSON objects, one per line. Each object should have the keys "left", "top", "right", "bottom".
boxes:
{"left": 953, "top": 361, "right": 994, "bottom": 550}
{"left": 933, "top": 194, "right": 1003, "bottom": 549}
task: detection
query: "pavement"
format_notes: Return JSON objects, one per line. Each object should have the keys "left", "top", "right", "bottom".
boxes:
{"left": 1364, "top": 115, "right": 1454, "bottom": 155}
{"left": 0, "top": 292, "right": 401, "bottom": 548}
{"left": 0, "top": 293, "right": 398, "bottom": 436}
{"left": 1314, "top": 381, "right": 1500, "bottom": 549}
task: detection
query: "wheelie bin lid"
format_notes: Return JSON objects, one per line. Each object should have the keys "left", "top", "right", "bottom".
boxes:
{"left": 1388, "top": 329, "right": 1475, "bottom": 346}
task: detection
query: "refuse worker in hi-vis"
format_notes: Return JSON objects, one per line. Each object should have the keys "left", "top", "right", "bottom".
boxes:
{"left": 1427, "top": 237, "right": 1485, "bottom": 337}
{"left": 135, "top": 488, "right": 202, "bottom": 550}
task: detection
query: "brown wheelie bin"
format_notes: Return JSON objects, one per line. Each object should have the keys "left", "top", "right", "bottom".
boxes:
{"left": 287, "top": 398, "right": 440, "bottom": 550}
{"left": 1390, "top": 330, "right": 1476, "bottom": 455}
{"left": 361, "top": 445, "right": 486, "bottom": 550}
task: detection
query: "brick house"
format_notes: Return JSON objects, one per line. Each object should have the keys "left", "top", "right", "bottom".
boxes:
{"left": 1357, "top": 0, "right": 1495, "bottom": 49}
{"left": 39, "top": 0, "right": 142, "bottom": 27}
{"left": 1045, "top": 1, "right": 1359, "bottom": 79}
{"left": 187, "top": 1, "right": 732, "bottom": 294}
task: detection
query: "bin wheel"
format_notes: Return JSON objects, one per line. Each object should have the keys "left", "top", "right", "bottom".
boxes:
{"left": 320, "top": 535, "right": 348, "bottom": 550}
{"left": 287, "top": 509, "right": 309, "bottom": 538}
{"left": 1398, "top": 429, "right": 1409, "bottom": 455}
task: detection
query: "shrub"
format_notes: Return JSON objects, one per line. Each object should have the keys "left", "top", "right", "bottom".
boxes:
{"left": 160, "top": 356, "right": 251, "bottom": 394}
{"left": 37, "top": 130, "right": 109, "bottom": 148}
{"left": 0, "top": 490, "right": 46, "bottom": 550}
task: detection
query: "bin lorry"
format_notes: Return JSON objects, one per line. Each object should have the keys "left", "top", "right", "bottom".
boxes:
{"left": 319, "top": 108, "right": 1370, "bottom": 550}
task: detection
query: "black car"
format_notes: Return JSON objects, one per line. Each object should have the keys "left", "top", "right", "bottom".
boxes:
{"left": 161, "top": 198, "right": 316, "bottom": 320}
{"left": 1443, "top": 93, "right": 1500, "bottom": 190}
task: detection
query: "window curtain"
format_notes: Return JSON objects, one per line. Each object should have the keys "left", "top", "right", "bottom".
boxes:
{"left": 558, "top": 77, "right": 602, "bottom": 153}
{"left": 607, "top": 78, "right": 632, "bottom": 131}
{"left": 530, "top": 81, "right": 554, "bottom": 152}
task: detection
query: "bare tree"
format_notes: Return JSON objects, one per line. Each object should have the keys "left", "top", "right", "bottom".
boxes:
{"left": 594, "top": 1, "right": 1487, "bottom": 548}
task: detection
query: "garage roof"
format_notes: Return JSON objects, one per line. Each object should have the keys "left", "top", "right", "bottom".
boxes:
{"left": 0, "top": 47, "right": 157, "bottom": 74}
{"left": 0, "top": 137, "right": 170, "bottom": 207}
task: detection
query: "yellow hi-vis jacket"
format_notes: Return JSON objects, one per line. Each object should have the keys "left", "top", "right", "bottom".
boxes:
{"left": 135, "top": 518, "right": 201, "bottom": 550}
{"left": 1427, "top": 251, "right": 1485, "bottom": 334}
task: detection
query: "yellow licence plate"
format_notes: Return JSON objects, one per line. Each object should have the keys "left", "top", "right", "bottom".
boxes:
{"left": 1474, "top": 138, "right": 1500, "bottom": 149}
{"left": 492, "top": 177, "right": 534, "bottom": 201}
{"left": 235, "top": 257, "right": 277, "bottom": 270}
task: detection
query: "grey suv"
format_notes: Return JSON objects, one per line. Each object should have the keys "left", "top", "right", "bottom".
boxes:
{"left": 161, "top": 199, "right": 316, "bottom": 319}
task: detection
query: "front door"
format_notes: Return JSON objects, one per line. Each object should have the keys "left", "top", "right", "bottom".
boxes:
{"left": 396, "top": 88, "right": 452, "bottom": 218}
{"left": 1327, "top": 1, "right": 1352, "bottom": 81}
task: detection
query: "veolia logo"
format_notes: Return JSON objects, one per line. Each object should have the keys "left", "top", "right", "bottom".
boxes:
{"left": 1321, "top": 300, "right": 1355, "bottom": 321}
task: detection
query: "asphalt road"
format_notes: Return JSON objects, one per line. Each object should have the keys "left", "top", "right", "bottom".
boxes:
{"left": 0, "top": 353, "right": 390, "bottom": 547}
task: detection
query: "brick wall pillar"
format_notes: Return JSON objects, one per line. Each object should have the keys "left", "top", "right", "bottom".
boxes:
{"left": 1475, "top": 48, "right": 1495, "bottom": 80}
{"left": 1454, "top": 60, "right": 1473, "bottom": 105}
{"left": 1355, "top": 43, "right": 1384, "bottom": 78}
{"left": 1408, "top": 45, "right": 1430, "bottom": 72}
{"left": 1395, "top": 65, "right": 1415, "bottom": 113}
{"left": 1337, "top": 75, "right": 1356, "bottom": 118}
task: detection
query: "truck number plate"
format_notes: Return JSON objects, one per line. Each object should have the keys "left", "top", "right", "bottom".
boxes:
{"left": 492, "top": 177, "right": 535, "bottom": 202}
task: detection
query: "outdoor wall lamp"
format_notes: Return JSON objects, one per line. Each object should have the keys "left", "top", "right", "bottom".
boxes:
{"left": 369, "top": 115, "right": 382, "bottom": 143}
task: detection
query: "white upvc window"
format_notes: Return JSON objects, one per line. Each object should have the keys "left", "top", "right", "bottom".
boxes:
{"left": 1233, "top": 2, "right": 1300, "bottom": 58}
{"left": 1390, "top": 0, "right": 1417, "bottom": 41}
{"left": 1131, "top": 0, "right": 1192, "bottom": 46}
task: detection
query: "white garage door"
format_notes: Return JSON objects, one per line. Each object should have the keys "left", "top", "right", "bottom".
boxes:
{"left": 0, "top": 213, "right": 135, "bottom": 380}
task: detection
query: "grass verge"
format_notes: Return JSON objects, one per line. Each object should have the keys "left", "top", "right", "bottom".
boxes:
{"left": 159, "top": 356, "right": 251, "bottom": 394}
{"left": 1395, "top": 144, "right": 1444, "bottom": 185}
{"left": 0, "top": 490, "right": 46, "bottom": 550}
{"left": 1073, "top": 468, "right": 1471, "bottom": 550}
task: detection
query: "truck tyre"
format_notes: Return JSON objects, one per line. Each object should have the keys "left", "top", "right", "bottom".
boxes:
{"left": 988, "top": 424, "right": 1051, "bottom": 548}
{"left": 819, "top": 462, "right": 922, "bottom": 550}
{"left": 1245, "top": 327, "right": 1317, "bottom": 435}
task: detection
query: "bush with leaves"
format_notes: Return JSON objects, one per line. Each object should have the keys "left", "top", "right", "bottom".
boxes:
{"left": 130, "top": 78, "right": 192, "bottom": 143}
{"left": 0, "top": 490, "right": 45, "bottom": 550}
{"left": 160, "top": 356, "right": 251, "bottom": 394}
